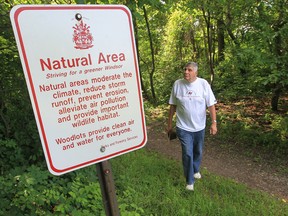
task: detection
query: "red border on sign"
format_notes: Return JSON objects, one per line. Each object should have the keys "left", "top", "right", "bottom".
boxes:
{"left": 12, "top": 5, "right": 147, "bottom": 174}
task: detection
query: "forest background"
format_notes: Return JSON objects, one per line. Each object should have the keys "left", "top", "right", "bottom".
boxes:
{"left": 0, "top": 0, "right": 288, "bottom": 215}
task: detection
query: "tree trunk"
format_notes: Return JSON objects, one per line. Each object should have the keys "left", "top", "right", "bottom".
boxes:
{"left": 270, "top": 2, "right": 285, "bottom": 111}
{"left": 143, "top": 5, "right": 157, "bottom": 103}
{"left": 217, "top": 18, "right": 225, "bottom": 63}
{"left": 189, "top": 29, "right": 198, "bottom": 59}
{"left": 132, "top": 9, "right": 150, "bottom": 101}
{"left": 202, "top": 9, "right": 215, "bottom": 85}
{"left": 271, "top": 85, "right": 281, "bottom": 111}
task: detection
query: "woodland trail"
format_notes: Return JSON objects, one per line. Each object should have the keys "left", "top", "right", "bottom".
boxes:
{"left": 145, "top": 121, "right": 288, "bottom": 201}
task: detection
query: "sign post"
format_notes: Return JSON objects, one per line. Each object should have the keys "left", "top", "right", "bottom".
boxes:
{"left": 96, "top": 160, "right": 120, "bottom": 216}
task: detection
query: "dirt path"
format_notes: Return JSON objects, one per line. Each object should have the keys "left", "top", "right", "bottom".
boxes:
{"left": 146, "top": 121, "right": 288, "bottom": 201}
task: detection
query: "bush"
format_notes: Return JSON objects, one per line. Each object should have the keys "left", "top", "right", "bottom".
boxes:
{"left": 0, "top": 163, "right": 144, "bottom": 215}
{"left": 0, "top": 139, "right": 26, "bottom": 173}
{"left": 0, "top": 165, "right": 104, "bottom": 215}
{"left": 217, "top": 111, "right": 288, "bottom": 157}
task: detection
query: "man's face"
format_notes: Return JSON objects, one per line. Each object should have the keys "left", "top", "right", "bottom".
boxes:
{"left": 183, "top": 66, "right": 197, "bottom": 82}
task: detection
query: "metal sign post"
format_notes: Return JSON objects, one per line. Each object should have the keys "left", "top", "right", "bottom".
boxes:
{"left": 96, "top": 160, "right": 120, "bottom": 216}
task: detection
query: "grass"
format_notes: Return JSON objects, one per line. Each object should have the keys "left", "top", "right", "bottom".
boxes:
{"left": 111, "top": 149, "right": 288, "bottom": 216}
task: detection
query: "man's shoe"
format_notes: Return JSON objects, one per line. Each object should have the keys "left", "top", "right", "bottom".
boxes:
{"left": 194, "top": 172, "right": 201, "bottom": 179}
{"left": 186, "top": 184, "right": 194, "bottom": 191}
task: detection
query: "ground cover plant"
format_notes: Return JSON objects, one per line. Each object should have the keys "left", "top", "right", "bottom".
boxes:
{"left": 214, "top": 96, "right": 288, "bottom": 171}
{"left": 112, "top": 150, "right": 288, "bottom": 216}
{"left": 1, "top": 145, "right": 287, "bottom": 215}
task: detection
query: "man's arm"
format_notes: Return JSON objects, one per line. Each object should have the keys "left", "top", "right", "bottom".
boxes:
{"left": 167, "top": 104, "right": 176, "bottom": 132}
{"left": 208, "top": 105, "right": 217, "bottom": 135}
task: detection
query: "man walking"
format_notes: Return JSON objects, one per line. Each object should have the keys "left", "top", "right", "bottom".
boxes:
{"left": 167, "top": 62, "right": 217, "bottom": 191}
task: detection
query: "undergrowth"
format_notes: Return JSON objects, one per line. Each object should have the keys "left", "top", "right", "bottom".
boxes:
{"left": 1, "top": 149, "right": 287, "bottom": 215}
{"left": 112, "top": 149, "right": 288, "bottom": 215}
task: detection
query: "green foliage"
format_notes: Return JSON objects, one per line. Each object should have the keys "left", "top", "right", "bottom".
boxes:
{"left": 0, "top": 165, "right": 105, "bottom": 215}
{"left": 0, "top": 161, "right": 147, "bottom": 215}
{"left": 111, "top": 149, "right": 288, "bottom": 215}
{"left": 267, "top": 114, "right": 288, "bottom": 151}
{"left": 216, "top": 102, "right": 288, "bottom": 158}
{"left": 0, "top": 139, "right": 26, "bottom": 173}
{"left": 1, "top": 0, "right": 45, "bottom": 164}
{"left": 0, "top": 138, "right": 287, "bottom": 215}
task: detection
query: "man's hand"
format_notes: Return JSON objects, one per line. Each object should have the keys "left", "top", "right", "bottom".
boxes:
{"left": 210, "top": 123, "right": 217, "bottom": 135}
{"left": 167, "top": 129, "right": 177, "bottom": 140}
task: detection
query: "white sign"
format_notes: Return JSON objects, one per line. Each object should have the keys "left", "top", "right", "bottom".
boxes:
{"left": 10, "top": 5, "right": 147, "bottom": 175}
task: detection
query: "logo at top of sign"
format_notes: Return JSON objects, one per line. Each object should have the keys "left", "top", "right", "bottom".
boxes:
{"left": 72, "top": 13, "right": 94, "bottom": 50}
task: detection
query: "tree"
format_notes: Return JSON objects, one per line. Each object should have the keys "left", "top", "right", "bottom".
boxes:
{"left": 247, "top": 0, "right": 288, "bottom": 110}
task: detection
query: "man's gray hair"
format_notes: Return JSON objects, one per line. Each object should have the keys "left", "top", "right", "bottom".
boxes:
{"left": 185, "top": 62, "right": 198, "bottom": 72}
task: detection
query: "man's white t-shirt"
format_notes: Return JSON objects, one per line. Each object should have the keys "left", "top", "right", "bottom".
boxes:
{"left": 169, "top": 78, "right": 217, "bottom": 132}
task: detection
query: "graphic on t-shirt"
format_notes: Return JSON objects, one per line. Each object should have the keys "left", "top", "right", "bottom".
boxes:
{"left": 185, "top": 90, "right": 197, "bottom": 97}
